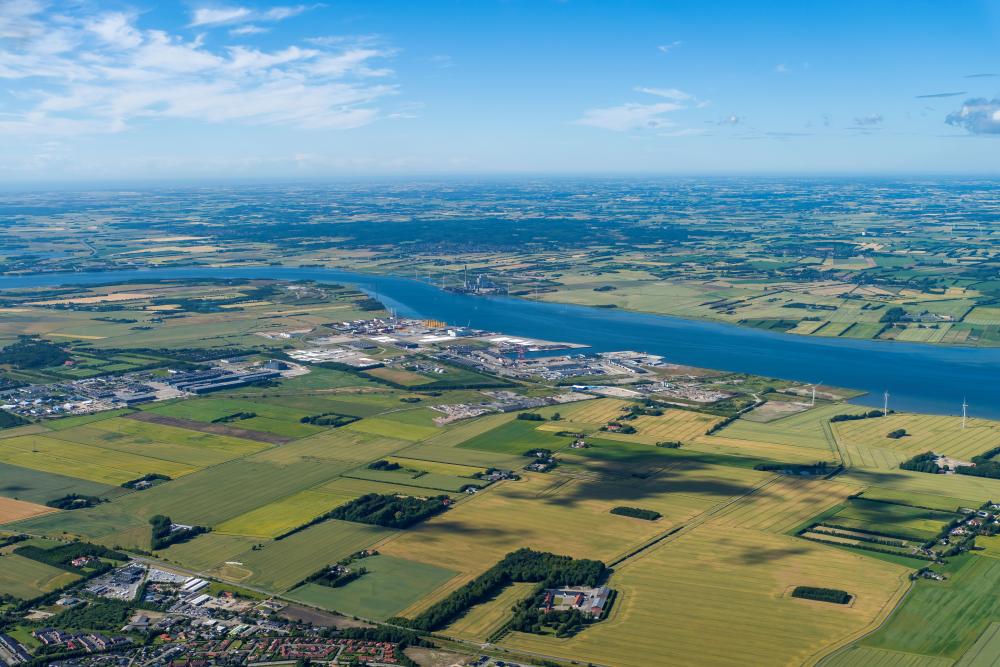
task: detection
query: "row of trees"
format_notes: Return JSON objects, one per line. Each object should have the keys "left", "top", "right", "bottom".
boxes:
{"left": 830, "top": 409, "right": 891, "bottom": 422}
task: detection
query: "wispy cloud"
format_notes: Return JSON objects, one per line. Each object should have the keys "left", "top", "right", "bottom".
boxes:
{"left": 189, "top": 4, "right": 313, "bottom": 28}
{"left": 634, "top": 87, "right": 692, "bottom": 101}
{"left": 946, "top": 98, "right": 1000, "bottom": 134}
{"left": 576, "top": 87, "right": 695, "bottom": 132}
{"left": 576, "top": 102, "right": 684, "bottom": 132}
{"left": 0, "top": 2, "right": 397, "bottom": 135}
{"left": 915, "top": 91, "right": 966, "bottom": 99}
{"left": 657, "top": 40, "right": 683, "bottom": 54}
{"left": 774, "top": 63, "right": 789, "bottom": 74}
{"left": 964, "top": 73, "right": 996, "bottom": 79}
{"left": 717, "top": 114, "right": 742, "bottom": 125}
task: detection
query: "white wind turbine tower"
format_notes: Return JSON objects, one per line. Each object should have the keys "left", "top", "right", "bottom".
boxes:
{"left": 962, "top": 397, "right": 968, "bottom": 429}
{"left": 883, "top": 390, "right": 890, "bottom": 416}
{"left": 809, "top": 380, "right": 823, "bottom": 407}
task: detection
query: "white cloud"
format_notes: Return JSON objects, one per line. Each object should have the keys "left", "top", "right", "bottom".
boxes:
{"left": 576, "top": 101, "right": 684, "bottom": 132}
{"left": 946, "top": 98, "right": 1000, "bottom": 134}
{"left": 190, "top": 7, "right": 252, "bottom": 27}
{"left": 774, "top": 63, "right": 789, "bottom": 73}
{"left": 634, "top": 86, "right": 692, "bottom": 101}
{"left": 657, "top": 40, "right": 683, "bottom": 54}
{"left": 189, "top": 4, "right": 312, "bottom": 28}
{"left": 0, "top": 3, "right": 398, "bottom": 135}
{"left": 229, "top": 24, "right": 268, "bottom": 36}
{"left": 577, "top": 86, "right": 699, "bottom": 132}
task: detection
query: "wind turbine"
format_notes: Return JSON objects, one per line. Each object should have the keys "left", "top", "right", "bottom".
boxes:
{"left": 809, "top": 380, "right": 823, "bottom": 407}
{"left": 883, "top": 390, "right": 890, "bottom": 416}
{"left": 962, "top": 397, "right": 968, "bottom": 429}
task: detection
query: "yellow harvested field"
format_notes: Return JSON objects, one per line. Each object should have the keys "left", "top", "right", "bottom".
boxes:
{"left": 45, "top": 333, "right": 106, "bottom": 340}
{"left": 0, "top": 497, "right": 58, "bottom": 523}
{"left": 500, "top": 525, "right": 910, "bottom": 667}
{"left": 381, "top": 465, "right": 768, "bottom": 613}
{"left": 598, "top": 408, "right": 721, "bottom": 443}
{"left": 559, "top": 398, "right": 632, "bottom": 425}
{"left": 0, "top": 435, "right": 197, "bottom": 485}
{"left": 689, "top": 434, "right": 828, "bottom": 464}
{"left": 841, "top": 467, "right": 1000, "bottom": 505}
{"left": 708, "top": 477, "right": 859, "bottom": 534}
{"left": 833, "top": 414, "right": 1000, "bottom": 469}
{"left": 444, "top": 582, "right": 536, "bottom": 642}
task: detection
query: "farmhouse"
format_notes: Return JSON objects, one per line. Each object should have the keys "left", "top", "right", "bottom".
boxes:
{"left": 541, "top": 586, "right": 611, "bottom": 618}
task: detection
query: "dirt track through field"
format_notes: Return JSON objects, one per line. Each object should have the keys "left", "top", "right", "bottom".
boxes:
{"left": 125, "top": 412, "right": 294, "bottom": 445}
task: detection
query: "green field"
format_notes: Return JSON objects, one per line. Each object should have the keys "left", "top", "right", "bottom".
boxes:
{"left": 0, "top": 433, "right": 198, "bottom": 485}
{"left": 824, "top": 646, "right": 953, "bottom": 667}
{"left": 227, "top": 519, "right": 394, "bottom": 591}
{"left": 862, "top": 556, "right": 1000, "bottom": 659}
{"left": 0, "top": 554, "right": 80, "bottom": 600}
{"left": 457, "top": 419, "right": 573, "bottom": 454}
{"left": 215, "top": 488, "right": 356, "bottom": 538}
{"left": 0, "top": 461, "right": 124, "bottom": 505}
{"left": 145, "top": 398, "right": 327, "bottom": 438}
{"left": 286, "top": 554, "right": 457, "bottom": 620}
{"left": 957, "top": 622, "right": 1000, "bottom": 667}
{"left": 343, "top": 467, "right": 477, "bottom": 492}
{"left": 829, "top": 498, "right": 958, "bottom": 540}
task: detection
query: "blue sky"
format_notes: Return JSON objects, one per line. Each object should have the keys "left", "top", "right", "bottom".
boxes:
{"left": 2, "top": 0, "right": 1000, "bottom": 181}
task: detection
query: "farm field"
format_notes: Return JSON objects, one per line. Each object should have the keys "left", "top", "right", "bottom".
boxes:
{"left": 362, "top": 367, "right": 434, "bottom": 386}
{"left": 707, "top": 476, "right": 857, "bottom": 534}
{"left": 0, "top": 433, "right": 198, "bottom": 484}
{"left": 826, "top": 498, "right": 958, "bottom": 541}
{"left": 220, "top": 519, "right": 395, "bottom": 591}
{"left": 0, "top": 461, "right": 124, "bottom": 505}
{"left": 285, "top": 555, "right": 457, "bottom": 620}
{"left": 499, "top": 525, "right": 910, "bottom": 667}
{"left": 841, "top": 468, "right": 1000, "bottom": 509}
{"left": 382, "top": 456, "right": 485, "bottom": 477}
{"left": 456, "top": 419, "right": 574, "bottom": 455}
{"left": 214, "top": 488, "right": 356, "bottom": 538}
{"left": 0, "top": 554, "right": 80, "bottom": 600}
{"left": 956, "top": 622, "right": 1000, "bottom": 667}
{"left": 443, "top": 582, "right": 537, "bottom": 642}
{"left": 833, "top": 414, "right": 1000, "bottom": 467}
{"left": 144, "top": 398, "right": 326, "bottom": 439}
{"left": 716, "top": 403, "right": 858, "bottom": 451}
{"left": 379, "top": 465, "right": 768, "bottom": 616}
{"left": 859, "top": 555, "right": 1000, "bottom": 660}
{"left": 156, "top": 533, "right": 260, "bottom": 572}
{"left": 599, "top": 408, "right": 721, "bottom": 443}
{"left": 249, "top": 429, "right": 407, "bottom": 466}
{"left": 343, "top": 468, "right": 477, "bottom": 492}
{"left": 824, "top": 646, "right": 953, "bottom": 667}
{"left": 46, "top": 417, "right": 270, "bottom": 467}
{"left": 0, "top": 497, "right": 56, "bottom": 523}
{"left": 345, "top": 417, "right": 440, "bottom": 441}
